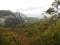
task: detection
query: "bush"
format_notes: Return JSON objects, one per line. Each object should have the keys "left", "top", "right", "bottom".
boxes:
{"left": 0, "top": 32, "right": 20, "bottom": 45}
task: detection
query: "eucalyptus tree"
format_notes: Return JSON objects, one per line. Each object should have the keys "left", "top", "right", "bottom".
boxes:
{"left": 46, "top": 0, "right": 60, "bottom": 15}
{"left": 46, "top": 0, "right": 60, "bottom": 25}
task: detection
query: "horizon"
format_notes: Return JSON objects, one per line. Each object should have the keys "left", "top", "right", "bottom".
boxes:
{"left": 0, "top": 0, "right": 54, "bottom": 17}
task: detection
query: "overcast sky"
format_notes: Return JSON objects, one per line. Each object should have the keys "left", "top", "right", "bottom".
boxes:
{"left": 0, "top": 0, "right": 54, "bottom": 17}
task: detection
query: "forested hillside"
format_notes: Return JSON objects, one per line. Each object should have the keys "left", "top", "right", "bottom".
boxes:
{"left": 0, "top": 0, "right": 60, "bottom": 45}
{"left": 0, "top": 14, "right": 60, "bottom": 45}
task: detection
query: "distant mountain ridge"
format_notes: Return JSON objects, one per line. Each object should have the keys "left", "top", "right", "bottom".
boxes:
{"left": 0, "top": 10, "right": 40, "bottom": 27}
{"left": 0, "top": 10, "right": 15, "bottom": 17}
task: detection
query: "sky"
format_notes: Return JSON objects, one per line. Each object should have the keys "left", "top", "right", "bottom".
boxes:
{"left": 0, "top": 0, "right": 54, "bottom": 17}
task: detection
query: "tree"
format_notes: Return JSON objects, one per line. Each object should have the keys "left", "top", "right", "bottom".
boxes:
{"left": 46, "top": 0, "right": 60, "bottom": 22}
{"left": 46, "top": 0, "right": 59, "bottom": 15}
{"left": 57, "top": 0, "right": 60, "bottom": 5}
{"left": 46, "top": 8, "right": 55, "bottom": 14}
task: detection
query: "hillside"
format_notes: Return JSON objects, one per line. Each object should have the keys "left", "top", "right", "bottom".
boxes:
{"left": 0, "top": 14, "right": 60, "bottom": 45}
{"left": 0, "top": 10, "right": 40, "bottom": 27}
{"left": 0, "top": 10, "right": 15, "bottom": 17}
{"left": 0, "top": 0, "right": 60, "bottom": 45}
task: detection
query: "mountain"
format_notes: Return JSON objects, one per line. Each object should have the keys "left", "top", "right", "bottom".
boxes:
{"left": 0, "top": 10, "right": 25, "bottom": 26}
{"left": 0, "top": 10, "right": 40, "bottom": 27}
{"left": 0, "top": 10, "right": 15, "bottom": 17}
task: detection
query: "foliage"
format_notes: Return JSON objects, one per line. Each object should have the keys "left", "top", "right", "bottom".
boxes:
{"left": 0, "top": 31, "right": 20, "bottom": 45}
{"left": 57, "top": 0, "right": 60, "bottom": 5}
{"left": 0, "top": 0, "right": 60, "bottom": 45}
{"left": 46, "top": 8, "right": 54, "bottom": 14}
{"left": 0, "top": 14, "right": 60, "bottom": 45}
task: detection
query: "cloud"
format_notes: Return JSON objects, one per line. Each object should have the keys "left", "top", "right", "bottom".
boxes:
{"left": 0, "top": 0, "right": 54, "bottom": 16}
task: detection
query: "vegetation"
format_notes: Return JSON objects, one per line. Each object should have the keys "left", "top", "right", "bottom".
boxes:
{"left": 57, "top": 0, "right": 60, "bottom": 5}
{"left": 46, "top": 8, "right": 54, "bottom": 14}
{"left": 0, "top": 31, "right": 20, "bottom": 45}
{"left": 0, "top": 14, "right": 60, "bottom": 45}
{"left": 0, "top": 0, "right": 60, "bottom": 45}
